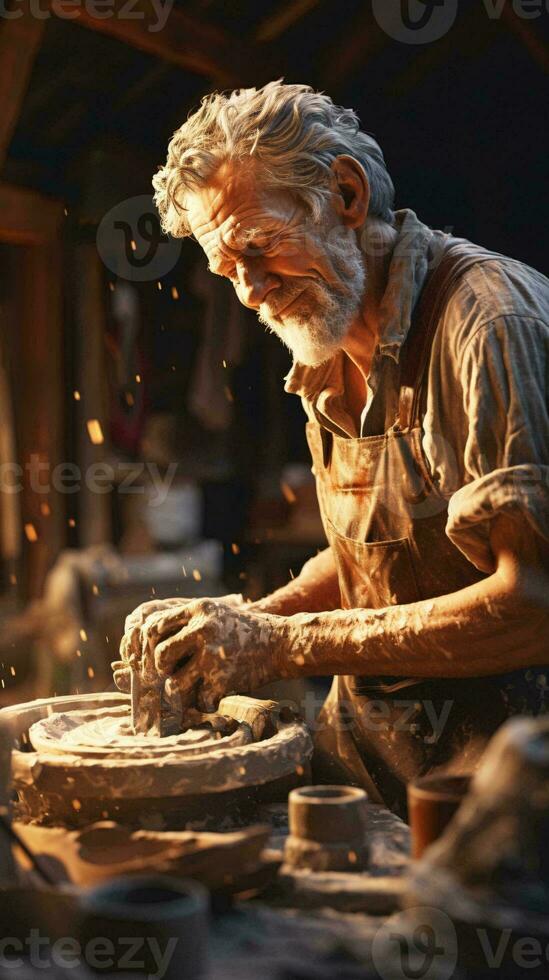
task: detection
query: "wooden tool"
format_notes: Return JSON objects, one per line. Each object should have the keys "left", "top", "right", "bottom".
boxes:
{"left": 130, "top": 673, "right": 290, "bottom": 741}
{"left": 218, "top": 695, "right": 289, "bottom": 740}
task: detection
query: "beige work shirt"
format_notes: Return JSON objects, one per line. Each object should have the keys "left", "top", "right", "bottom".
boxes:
{"left": 285, "top": 209, "right": 549, "bottom": 575}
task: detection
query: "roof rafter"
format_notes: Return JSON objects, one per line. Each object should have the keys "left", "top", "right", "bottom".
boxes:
{"left": 254, "top": 0, "right": 321, "bottom": 43}
{"left": 59, "top": 0, "right": 280, "bottom": 86}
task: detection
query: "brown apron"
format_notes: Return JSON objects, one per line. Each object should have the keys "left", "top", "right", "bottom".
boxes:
{"left": 310, "top": 238, "right": 549, "bottom": 818}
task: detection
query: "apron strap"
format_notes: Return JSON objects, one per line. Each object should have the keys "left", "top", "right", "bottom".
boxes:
{"left": 397, "top": 240, "right": 504, "bottom": 430}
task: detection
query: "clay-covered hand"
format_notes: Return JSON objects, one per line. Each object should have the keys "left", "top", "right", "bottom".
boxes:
{"left": 122, "top": 597, "right": 289, "bottom": 711}
{"left": 111, "top": 593, "right": 246, "bottom": 694}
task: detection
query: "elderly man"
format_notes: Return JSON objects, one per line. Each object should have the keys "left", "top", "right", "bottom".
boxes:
{"left": 113, "top": 81, "right": 549, "bottom": 816}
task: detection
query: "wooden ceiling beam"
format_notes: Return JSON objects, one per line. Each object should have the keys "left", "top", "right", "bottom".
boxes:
{"left": 254, "top": 0, "right": 320, "bottom": 43}
{"left": 0, "top": 0, "right": 46, "bottom": 168}
{"left": 61, "top": 0, "right": 280, "bottom": 86}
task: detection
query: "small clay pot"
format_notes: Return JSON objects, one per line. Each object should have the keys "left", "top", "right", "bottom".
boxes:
{"left": 408, "top": 774, "right": 471, "bottom": 859}
{"left": 78, "top": 875, "right": 209, "bottom": 978}
{"left": 285, "top": 785, "right": 369, "bottom": 872}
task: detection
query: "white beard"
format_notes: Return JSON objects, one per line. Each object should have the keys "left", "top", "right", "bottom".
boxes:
{"left": 258, "top": 223, "right": 366, "bottom": 367}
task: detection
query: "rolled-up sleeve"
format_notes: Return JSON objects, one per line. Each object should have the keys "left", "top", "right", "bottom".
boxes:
{"left": 446, "top": 315, "right": 549, "bottom": 572}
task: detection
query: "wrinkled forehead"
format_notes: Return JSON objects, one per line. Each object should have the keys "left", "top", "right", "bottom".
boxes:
{"left": 185, "top": 160, "right": 299, "bottom": 250}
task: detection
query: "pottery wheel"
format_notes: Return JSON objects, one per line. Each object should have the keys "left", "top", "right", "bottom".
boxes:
{"left": 29, "top": 706, "right": 252, "bottom": 759}
{"left": 9, "top": 693, "right": 313, "bottom": 828}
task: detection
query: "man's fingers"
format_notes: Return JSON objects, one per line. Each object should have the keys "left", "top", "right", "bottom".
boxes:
{"left": 196, "top": 683, "right": 219, "bottom": 714}
{"left": 120, "top": 608, "right": 197, "bottom": 683}
{"left": 124, "top": 597, "right": 186, "bottom": 632}
{"left": 123, "top": 593, "right": 241, "bottom": 641}
{"left": 137, "top": 607, "right": 195, "bottom": 681}
{"left": 112, "top": 664, "right": 131, "bottom": 693}
{"left": 166, "top": 662, "right": 201, "bottom": 710}
{"left": 120, "top": 625, "right": 143, "bottom": 670}
{"left": 141, "top": 605, "right": 195, "bottom": 645}
{"left": 154, "top": 627, "right": 204, "bottom": 678}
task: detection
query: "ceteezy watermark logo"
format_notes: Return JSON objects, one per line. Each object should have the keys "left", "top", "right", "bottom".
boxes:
{"left": 97, "top": 195, "right": 181, "bottom": 282}
{"left": 0, "top": 456, "right": 178, "bottom": 506}
{"left": 372, "top": 907, "right": 458, "bottom": 980}
{"left": 372, "top": 0, "right": 458, "bottom": 44}
{"left": 0, "top": 929, "right": 177, "bottom": 978}
{"left": 0, "top": 0, "right": 173, "bottom": 31}
{"left": 373, "top": 0, "right": 548, "bottom": 44}
{"left": 371, "top": 907, "right": 549, "bottom": 977}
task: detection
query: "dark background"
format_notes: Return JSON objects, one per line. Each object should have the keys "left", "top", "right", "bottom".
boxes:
{"left": 5, "top": 0, "right": 548, "bottom": 272}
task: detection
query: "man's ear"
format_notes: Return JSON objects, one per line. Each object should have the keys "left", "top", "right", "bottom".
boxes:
{"left": 330, "top": 155, "right": 370, "bottom": 228}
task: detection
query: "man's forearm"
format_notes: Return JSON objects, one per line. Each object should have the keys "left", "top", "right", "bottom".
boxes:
{"left": 282, "top": 562, "right": 549, "bottom": 680}
{"left": 252, "top": 547, "right": 341, "bottom": 616}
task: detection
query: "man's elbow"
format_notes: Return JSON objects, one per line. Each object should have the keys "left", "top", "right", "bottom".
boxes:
{"left": 495, "top": 553, "right": 549, "bottom": 617}
{"left": 490, "top": 514, "right": 549, "bottom": 616}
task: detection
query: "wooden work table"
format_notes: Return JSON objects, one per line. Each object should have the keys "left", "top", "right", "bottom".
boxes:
{"left": 2, "top": 800, "right": 410, "bottom": 979}
{"left": 208, "top": 801, "right": 410, "bottom": 980}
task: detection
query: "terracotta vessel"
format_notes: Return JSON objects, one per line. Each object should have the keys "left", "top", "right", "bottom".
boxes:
{"left": 408, "top": 773, "right": 471, "bottom": 858}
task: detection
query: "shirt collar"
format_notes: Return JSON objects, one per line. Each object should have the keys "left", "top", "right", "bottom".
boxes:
{"left": 285, "top": 208, "right": 435, "bottom": 399}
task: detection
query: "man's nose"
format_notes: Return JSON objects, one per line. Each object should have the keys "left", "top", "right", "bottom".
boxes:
{"left": 236, "top": 258, "right": 279, "bottom": 309}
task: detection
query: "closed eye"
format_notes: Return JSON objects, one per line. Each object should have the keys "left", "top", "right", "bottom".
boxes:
{"left": 207, "top": 233, "right": 282, "bottom": 277}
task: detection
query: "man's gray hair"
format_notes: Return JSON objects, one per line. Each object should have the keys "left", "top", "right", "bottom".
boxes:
{"left": 153, "top": 80, "right": 395, "bottom": 237}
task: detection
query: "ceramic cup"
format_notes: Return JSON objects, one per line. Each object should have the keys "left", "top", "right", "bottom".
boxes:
{"left": 408, "top": 774, "right": 471, "bottom": 859}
